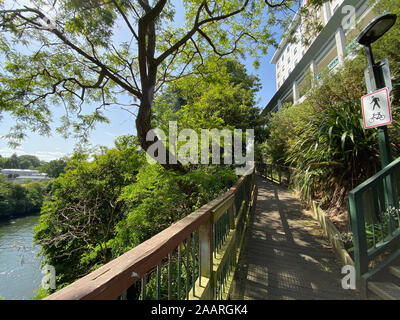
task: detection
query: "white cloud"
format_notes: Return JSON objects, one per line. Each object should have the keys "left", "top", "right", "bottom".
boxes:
{"left": 104, "top": 131, "right": 117, "bottom": 137}
{"left": 0, "top": 148, "right": 68, "bottom": 162}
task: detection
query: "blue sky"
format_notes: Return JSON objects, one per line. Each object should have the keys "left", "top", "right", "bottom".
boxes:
{"left": 0, "top": 0, "right": 282, "bottom": 161}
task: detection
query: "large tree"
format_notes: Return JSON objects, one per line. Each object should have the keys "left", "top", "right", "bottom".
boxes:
{"left": 154, "top": 57, "right": 268, "bottom": 142}
{"left": 0, "top": 0, "right": 293, "bottom": 172}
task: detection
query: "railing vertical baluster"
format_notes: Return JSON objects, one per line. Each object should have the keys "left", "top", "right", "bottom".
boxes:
{"left": 225, "top": 211, "right": 228, "bottom": 239}
{"left": 141, "top": 273, "right": 147, "bottom": 300}
{"left": 216, "top": 219, "right": 220, "bottom": 252}
{"left": 224, "top": 212, "right": 226, "bottom": 239}
{"left": 186, "top": 238, "right": 190, "bottom": 300}
{"left": 223, "top": 264, "right": 226, "bottom": 296}
{"left": 119, "top": 290, "right": 127, "bottom": 300}
{"left": 371, "top": 222, "right": 376, "bottom": 248}
{"left": 229, "top": 203, "right": 235, "bottom": 230}
{"left": 221, "top": 213, "right": 224, "bottom": 243}
{"left": 397, "top": 207, "right": 400, "bottom": 228}
{"left": 178, "top": 244, "right": 181, "bottom": 300}
{"left": 191, "top": 233, "right": 195, "bottom": 297}
{"left": 380, "top": 211, "right": 385, "bottom": 241}
{"left": 213, "top": 220, "right": 216, "bottom": 258}
{"left": 198, "top": 230, "right": 201, "bottom": 287}
{"left": 156, "top": 263, "right": 161, "bottom": 300}
{"left": 168, "top": 252, "right": 172, "bottom": 300}
{"left": 220, "top": 217, "right": 223, "bottom": 248}
{"left": 216, "top": 278, "right": 219, "bottom": 300}
{"left": 349, "top": 189, "right": 370, "bottom": 279}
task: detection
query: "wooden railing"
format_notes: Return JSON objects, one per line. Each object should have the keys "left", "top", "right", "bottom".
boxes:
{"left": 45, "top": 166, "right": 257, "bottom": 300}
{"left": 255, "top": 162, "right": 295, "bottom": 187}
{"left": 349, "top": 157, "right": 400, "bottom": 283}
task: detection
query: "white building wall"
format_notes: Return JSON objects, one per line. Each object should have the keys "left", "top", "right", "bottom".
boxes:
{"left": 267, "top": 0, "right": 373, "bottom": 115}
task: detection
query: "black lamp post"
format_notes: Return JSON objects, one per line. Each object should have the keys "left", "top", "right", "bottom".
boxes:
{"left": 356, "top": 14, "right": 397, "bottom": 168}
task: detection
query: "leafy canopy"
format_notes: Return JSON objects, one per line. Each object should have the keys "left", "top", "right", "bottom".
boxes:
{"left": 0, "top": 0, "right": 293, "bottom": 167}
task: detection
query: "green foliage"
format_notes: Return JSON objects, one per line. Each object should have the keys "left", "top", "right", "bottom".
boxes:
{"left": 112, "top": 164, "right": 237, "bottom": 256}
{"left": 154, "top": 57, "right": 267, "bottom": 143}
{"left": 29, "top": 287, "right": 51, "bottom": 300}
{"left": 260, "top": 101, "right": 306, "bottom": 166}
{"left": 16, "top": 155, "right": 41, "bottom": 169}
{"left": 32, "top": 54, "right": 260, "bottom": 292}
{"left": 365, "top": 206, "right": 400, "bottom": 249}
{"left": 34, "top": 134, "right": 237, "bottom": 288}
{"left": 0, "top": 153, "right": 42, "bottom": 169}
{"left": 0, "top": 175, "right": 12, "bottom": 217}
{"left": 371, "top": 0, "right": 400, "bottom": 108}
{"left": 0, "top": 174, "right": 49, "bottom": 218}
{"left": 39, "top": 159, "right": 67, "bottom": 178}
{"left": 0, "top": 0, "right": 289, "bottom": 147}
{"left": 34, "top": 135, "right": 144, "bottom": 285}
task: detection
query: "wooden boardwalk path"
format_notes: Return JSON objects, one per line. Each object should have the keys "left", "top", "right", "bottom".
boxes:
{"left": 231, "top": 175, "right": 361, "bottom": 300}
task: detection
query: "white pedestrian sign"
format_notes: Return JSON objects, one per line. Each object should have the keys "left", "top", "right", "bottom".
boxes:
{"left": 361, "top": 87, "right": 391, "bottom": 129}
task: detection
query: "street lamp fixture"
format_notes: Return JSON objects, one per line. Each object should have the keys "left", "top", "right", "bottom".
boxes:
{"left": 356, "top": 14, "right": 397, "bottom": 46}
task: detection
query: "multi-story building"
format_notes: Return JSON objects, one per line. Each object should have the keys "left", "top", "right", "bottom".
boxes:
{"left": 263, "top": 0, "right": 378, "bottom": 115}
{"left": 1, "top": 168, "right": 50, "bottom": 183}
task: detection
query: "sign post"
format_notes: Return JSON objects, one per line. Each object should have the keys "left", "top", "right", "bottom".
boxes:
{"left": 361, "top": 87, "right": 393, "bottom": 169}
{"left": 361, "top": 68, "right": 395, "bottom": 221}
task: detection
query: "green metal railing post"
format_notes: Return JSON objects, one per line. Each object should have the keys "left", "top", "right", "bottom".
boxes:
{"left": 349, "top": 191, "right": 369, "bottom": 278}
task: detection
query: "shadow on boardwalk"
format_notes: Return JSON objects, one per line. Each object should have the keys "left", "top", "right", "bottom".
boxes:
{"left": 231, "top": 175, "right": 361, "bottom": 300}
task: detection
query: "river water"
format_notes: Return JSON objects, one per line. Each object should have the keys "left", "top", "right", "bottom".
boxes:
{"left": 0, "top": 214, "right": 44, "bottom": 300}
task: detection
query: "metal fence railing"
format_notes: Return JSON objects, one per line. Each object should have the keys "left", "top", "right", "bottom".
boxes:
{"left": 349, "top": 157, "right": 400, "bottom": 282}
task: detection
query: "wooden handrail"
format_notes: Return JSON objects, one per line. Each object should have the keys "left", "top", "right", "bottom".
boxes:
{"left": 45, "top": 166, "right": 256, "bottom": 300}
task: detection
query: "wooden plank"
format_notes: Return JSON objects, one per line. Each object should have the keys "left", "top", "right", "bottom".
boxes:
{"left": 232, "top": 177, "right": 361, "bottom": 300}
{"left": 368, "top": 281, "right": 400, "bottom": 300}
{"left": 389, "top": 265, "right": 400, "bottom": 279}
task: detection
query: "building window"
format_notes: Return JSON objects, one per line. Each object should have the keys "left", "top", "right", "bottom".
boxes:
{"left": 294, "top": 48, "right": 297, "bottom": 55}
{"left": 287, "top": 46, "right": 290, "bottom": 53}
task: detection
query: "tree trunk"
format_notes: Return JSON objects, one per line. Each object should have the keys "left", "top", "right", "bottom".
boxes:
{"left": 136, "top": 100, "right": 186, "bottom": 173}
